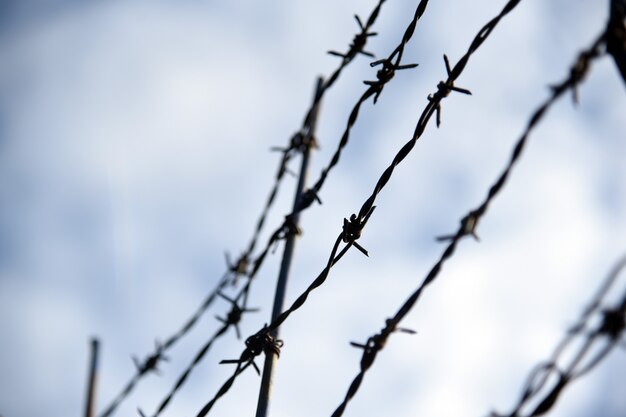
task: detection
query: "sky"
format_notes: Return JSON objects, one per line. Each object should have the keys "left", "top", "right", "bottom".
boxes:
{"left": 1, "top": 0, "right": 625, "bottom": 416}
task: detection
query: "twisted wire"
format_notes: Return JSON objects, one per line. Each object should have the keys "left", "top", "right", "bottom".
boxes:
{"left": 491, "top": 254, "right": 626, "bottom": 417}
{"left": 330, "top": 28, "right": 608, "bottom": 416}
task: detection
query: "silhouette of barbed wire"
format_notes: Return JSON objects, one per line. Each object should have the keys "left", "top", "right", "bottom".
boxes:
{"left": 97, "top": 2, "right": 390, "bottom": 416}
{"left": 138, "top": 293, "right": 260, "bottom": 417}
{"left": 490, "top": 254, "right": 626, "bottom": 417}
{"left": 190, "top": 1, "right": 621, "bottom": 415}
{"left": 135, "top": 2, "right": 404, "bottom": 412}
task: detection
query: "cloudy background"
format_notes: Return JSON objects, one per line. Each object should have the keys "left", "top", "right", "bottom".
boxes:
{"left": 1, "top": 0, "right": 625, "bottom": 416}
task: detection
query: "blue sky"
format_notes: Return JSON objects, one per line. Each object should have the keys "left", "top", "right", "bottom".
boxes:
{"left": 1, "top": 0, "right": 625, "bottom": 416}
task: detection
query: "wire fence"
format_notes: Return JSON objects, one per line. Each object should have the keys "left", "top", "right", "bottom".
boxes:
{"left": 91, "top": 0, "right": 626, "bottom": 416}
{"left": 329, "top": 27, "right": 608, "bottom": 417}
{"left": 97, "top": 1, "right": 392, "bottom": 416}
{"left": 490, "top": 254, "right": 626, "bottom": 417}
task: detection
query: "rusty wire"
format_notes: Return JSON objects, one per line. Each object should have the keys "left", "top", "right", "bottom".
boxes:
{"left": 491, "top": 254, "right": 626, "bottom": 417}
{"left": 97, "top": 2, "right": 389, "bottom": 415}
{"left": 329, "top": 27, "right": 608, "bottom": 417}
{"left": 99, "top": 269, "right": 237, "bottom": 417}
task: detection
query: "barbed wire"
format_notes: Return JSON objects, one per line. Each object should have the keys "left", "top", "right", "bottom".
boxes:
{"left": 97, "top": 2, "right": 389, "bottom": 416}
{"left": 490, "top": 254, "right": 626, "bottom": 417}
{"left": 248, "top": 0, "right": 388, "bottom": 258}
{"left": 306, "top": 0, "right": 427, "bottom": 203}
{"left": 191, "top": 0, "right": 621, "bottom": 414}
{"left": 221, "top": 0, "right": 430, "bottom": 317}
{"left": 138, "top": 293, "right": 260, "bottom": 417}
{"left": 99, "top": 341, "right": 170, "bottom": 417}
{"left": 191, "top": 1, "right": 454, "bottom": 415}
{"left": 329, "top": 28, "right": 608, "bottom": 416}
{"left": 139, "top": 79, "right": 324, "bottom": 417}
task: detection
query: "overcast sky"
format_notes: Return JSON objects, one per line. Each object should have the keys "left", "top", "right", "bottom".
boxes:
{"left": 1, "top": 0, "right": 625, "bottom": 417}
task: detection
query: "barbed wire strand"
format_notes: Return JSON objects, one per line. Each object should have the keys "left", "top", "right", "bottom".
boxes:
{"left": 138, "top": 324, "right": 230, "bottom": 417}
{"left": 99, "top": 340, "right": 170, "bottom": 417}
{"left": 329, "top": 28, "right": 608, "bottom": 416}
{"left": 97, "top": 2, "right": 390, "bottom": 416}
{"left": 491, "top": 254, "right": 626, "bottom": 417}
{"left": 140, "top": 292, "right": 262, "bottom": 417}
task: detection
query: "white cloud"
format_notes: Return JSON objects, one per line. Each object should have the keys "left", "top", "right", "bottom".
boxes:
{"left": 1, "top": 0, "right": 624, "bottom": 416}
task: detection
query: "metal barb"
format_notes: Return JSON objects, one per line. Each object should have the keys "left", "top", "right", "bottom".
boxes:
{"left": 364, "top": 59, "right": 419, "bottom": 103}
{"left": 428, "top": 54, "right": 472, "bottom": 128}
{"left": 328, "top": 12, "right": 379, "bottom": 60}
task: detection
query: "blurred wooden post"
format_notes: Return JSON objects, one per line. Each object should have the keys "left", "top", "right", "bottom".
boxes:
{"left": 84, "top": 338, "right": 99, "bottom": 417}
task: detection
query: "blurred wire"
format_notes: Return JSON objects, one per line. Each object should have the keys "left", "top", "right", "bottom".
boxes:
{"left": 491, "top": 254, "right": 626, "bottom": 417}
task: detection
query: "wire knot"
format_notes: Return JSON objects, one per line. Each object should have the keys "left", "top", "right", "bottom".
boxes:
{"left": 291, "top": 131, "right": 319, "bottom": 152}
{"left": 328, "top": 14, "right": 378, "bottom": 60}
{"left": 219, "top": 326, "right": 283, "bottom": 375}
{"left": 364, "top": 59, "right": 418, "bottom": 103}
{"left": 598, "top": 307, "right": 626, "bottom": 341}
{"left": 342, "top": 208, "right": 375, "bottom": 256}
{"left": 427, "top": 54, "right": 471, "bottom": 127}
{"left": 215, "top": 292, "right": 259, "bottom": 339}
{"left": 133, "top": 341, "right": 169, "bottom": 376}
{"left": 436, "top": 210, "right": 480, "bottom": 243}
{"left": 294, "top": 188, "right": 323, "bottom": 213}
{"left": 280, "top": 215, "right": 302, "bottom": 239}
{"left": 225, "top": 253, "right": 249, "bottom": 286}
{"left": 245, "top": 328, "right": 284, "bottom": 371}
{"left": 350, "top": 334, "right": 385, "bottom": 370}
